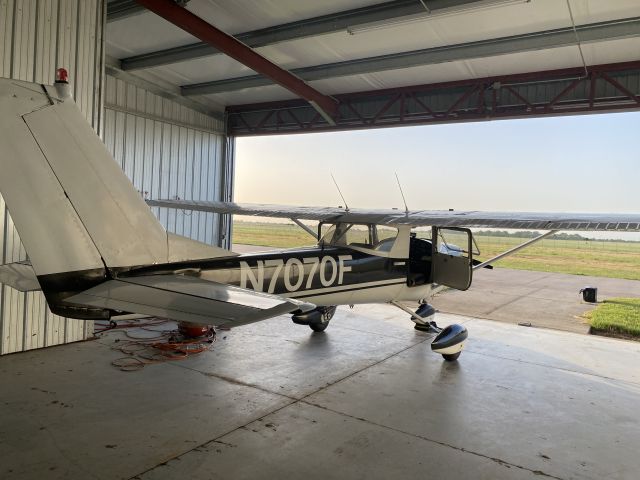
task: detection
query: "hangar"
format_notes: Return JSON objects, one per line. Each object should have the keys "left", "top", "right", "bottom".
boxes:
{"left": 1, "top": 0, "right": 639, "bottom": 479}
{"left": 3, "top": 0, "right": 640, "bottom": 352}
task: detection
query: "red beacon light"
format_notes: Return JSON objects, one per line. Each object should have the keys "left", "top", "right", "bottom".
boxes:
{"left": 55, "top": 67, "right": 69, "bottom": 83}
{"left": 54, "top": 67, "right": 72, "bottom": 99}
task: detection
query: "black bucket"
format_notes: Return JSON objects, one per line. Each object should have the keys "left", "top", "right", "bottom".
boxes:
{"left": 580, "top": 287, "right": 597, "bottom": 303}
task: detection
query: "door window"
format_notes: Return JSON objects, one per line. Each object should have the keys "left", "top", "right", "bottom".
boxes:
{"left": 432, "top": 227, "right": 473, "bottom": 291}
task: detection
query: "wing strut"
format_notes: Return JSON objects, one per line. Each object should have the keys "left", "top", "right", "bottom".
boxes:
{"left": 472, "top": 230, "right": 558, "bottom": 270}
{"left": 290, "top": 218, "right": 318, "bottom": 240}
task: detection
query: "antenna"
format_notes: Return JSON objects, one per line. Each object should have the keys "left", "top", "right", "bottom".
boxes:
{"left": 395, "top": 172, "right": 409, "bottom": 214}
{"left": 331, "top": 173, "right": 349, "bottom": 212}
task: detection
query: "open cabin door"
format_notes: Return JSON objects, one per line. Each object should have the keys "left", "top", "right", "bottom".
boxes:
{"left": 431, "top": 227, "right": 473, "bottom": 291}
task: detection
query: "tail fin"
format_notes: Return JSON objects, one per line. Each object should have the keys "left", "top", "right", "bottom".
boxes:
{"left": 7, "top": 79, "right": 168, "bottom": 271}
{"left": 0, "top": 78, "right": 233, "bottom": 320}
{"left": 0, "top": 78, "right": 168, "bottom": 276}
{"left": 1, "top": 79, "right": 104, "bottom": 276}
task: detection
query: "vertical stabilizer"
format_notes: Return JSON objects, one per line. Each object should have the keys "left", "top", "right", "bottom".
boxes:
{"left": 0, "top": 80, "right": 104, "bottom": 276}
{"left": 0, "top": 78, "right": 169, "bottom": 276}
{"left": 26, "top": 85, "right": 169, "bottom": 268}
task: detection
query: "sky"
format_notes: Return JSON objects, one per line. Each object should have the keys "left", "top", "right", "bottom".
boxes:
{"left": 235, "top": 111, "right": 639, "bottom": 238}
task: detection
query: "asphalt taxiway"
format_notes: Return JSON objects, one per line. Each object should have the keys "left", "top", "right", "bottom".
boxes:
{"left": 431, "top": 268, "right": 640, "bottom": 334}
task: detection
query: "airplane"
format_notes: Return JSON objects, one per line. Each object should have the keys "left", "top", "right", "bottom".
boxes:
{"left": 1, "top": 75, "right": 639, "bottom": 362}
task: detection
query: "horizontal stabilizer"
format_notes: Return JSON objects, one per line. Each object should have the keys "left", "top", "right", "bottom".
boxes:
{"left": 65, "top": 274, "right": 315, "bottom": 327}
{"left": 0, "top": 262, "right": 41, "bottom": 292}
{"left": 168, "top": 233, "right": 238, "bottom": 262}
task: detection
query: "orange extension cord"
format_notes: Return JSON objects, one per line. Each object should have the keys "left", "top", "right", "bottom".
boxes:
{"left": 95, "top": 318, "right": 216, "bottom": 371}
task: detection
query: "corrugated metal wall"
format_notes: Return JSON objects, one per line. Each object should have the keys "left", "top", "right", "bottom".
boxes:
{"left": 103, "top": 75, "right": 227, "bottom": 245}
{"left": 0, "top": 0, "right": 105, "bottom": 354}
{"left": 0, "top": 1, "right": 231, "bottom": 355}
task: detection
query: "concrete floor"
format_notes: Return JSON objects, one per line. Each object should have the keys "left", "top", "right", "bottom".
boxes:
{"left": 432, "top": 269, "right": 640, "bottom": 334}
{"left": 1, "top": 305, "right": 640, "bottom": 480}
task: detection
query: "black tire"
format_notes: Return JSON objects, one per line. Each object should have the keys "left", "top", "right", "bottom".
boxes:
{"left": 442, "top": 352, "right": 461, "bottom": 362}
{"left": 309, "top": 322, "right": 329, "bottom": 333}
{"left": 309, "top": 306, "right": 336, "bottom": 333}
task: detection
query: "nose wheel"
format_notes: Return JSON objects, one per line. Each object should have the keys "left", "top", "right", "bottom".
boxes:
{"left": 390, "top": 301, "right": 468, "bottom": 361}
{"left": 430, "top": 323, "right": 468, "bottom": 361}
{"left": 441, "top": 352, "right": 461, "bottom": 362}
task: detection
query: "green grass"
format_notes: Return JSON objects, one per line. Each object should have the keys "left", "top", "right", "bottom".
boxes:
{"left": 233, "top": 221, "right": 317, "bottom": 248}
{"left": 584, "top": 298, "right": 640, "bottom": 337}
{"left": 467, "top": 235, "right": 640, "bottom": 281}
{"left": 232, "top": 221, "right": 640, "bottom": 280}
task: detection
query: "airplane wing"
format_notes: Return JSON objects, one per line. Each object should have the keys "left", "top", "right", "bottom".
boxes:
{"left": 0, "top": 261, "right": 41, "bottom": 292}
{"left": 147, "top": 199, "right": 346, "bottom": 221}
{"left": 147, "top": 199, "right": 640, "bottom": 232}
{"left": 65, "top": 274, "right": 315, "bottom": 327}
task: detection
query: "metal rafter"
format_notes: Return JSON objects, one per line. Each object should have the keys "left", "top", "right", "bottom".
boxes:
{"left": 134, "top": 0, "right": 339, "bottom": 122}
{"left": 225, "top": 61, "right": 640, "bottom": 136}
{"left": 115, "top": 0, "right": 485, "bottom": 69}
{"left": 104, "top": 55, "right": 224, "bottom": 120}
{"left": 182, "top": 16, "right": 640, "bottom": 97}
{"left": 107, "top": 0, "right": 146, "bottom": 21}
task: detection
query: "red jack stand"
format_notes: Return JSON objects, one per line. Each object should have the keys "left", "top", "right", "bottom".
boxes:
{"left": 178, "top": 321, "right": 212, "bottom": 338}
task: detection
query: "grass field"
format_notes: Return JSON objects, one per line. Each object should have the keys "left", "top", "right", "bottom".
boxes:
{"left": 583, "top": 298, "right": 640, "bottom": 337}
{"left": 232, "top": 221, "right": 640, "bottom": 280}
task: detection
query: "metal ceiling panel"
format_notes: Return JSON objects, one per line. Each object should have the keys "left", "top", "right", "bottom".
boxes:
{"left": 149, "top": 55, "right": 254, "bottom": 86}
{"left": 192, "top": 49, "right": 633, "bottom": 109}
{"left": 107, "top": 11, "right": 196, "bottom": 57}
{"left": 105, "top": 0, "right": 640, "bottom": 120}
{"left": 116, "top": 0, "right": 486, "bottom": 71}
{"left": 107, "top": 0, "right": 387, "bottom": 57}
{"left": 199, "top": 37, "right": 640, "bottom": 106}
{"left": 188, "top": 0, "right": 388, "bottom": 35}
{"left": 205, "top": 84, "right": 296, "bottom": 107}
{"left": 181, "top": 16, "right": 640, "bottom": 96}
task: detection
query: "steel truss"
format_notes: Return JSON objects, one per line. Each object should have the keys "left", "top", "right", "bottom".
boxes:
{"left": 226, "top": 61, "right": 640, "bottom": 136}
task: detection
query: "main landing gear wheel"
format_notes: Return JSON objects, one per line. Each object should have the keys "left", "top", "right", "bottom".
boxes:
{"left": 309, "top": 322, "right": 328, "bottom": 333}
{"left": 309, "top": 306, "right": 337, "bottom": 333}
{"left": 413, "top": 304, "right": 437, "bottom": 332}
{"left": 414, "top": 321, "right": 438, "bottom": 332}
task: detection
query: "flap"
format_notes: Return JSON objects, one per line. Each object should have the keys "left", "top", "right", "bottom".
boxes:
{"left": 0, "top": 261, "right": 41, "bottom": 292}
{"left": 65, "top": 274, "right": 315, "bottom": 327}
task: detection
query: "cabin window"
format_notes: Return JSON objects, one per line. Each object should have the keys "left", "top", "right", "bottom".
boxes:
{"left": 374, "top": 225, "right": 399, "bottom": 252}
{"left": 343, "top": 225, "right": 373, "bottom": 248}
{"left": 319, "top": 223, "right": 398, "bottom": 251}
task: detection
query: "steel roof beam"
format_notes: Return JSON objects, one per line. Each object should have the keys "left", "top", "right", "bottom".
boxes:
{"left": 182, "top": 16, "right": 640, "bottom": 97}
{"left": 107, "top": 0, "right": 146, "bottom": 22}
{"left": 104, "top": 56, "right": 224, "bottom": 121}
{"left": 118, "top": 0, "right": 484, "bottom": 70}
{"left": 135, "top": 0, "right": 339, "bottom": 122}
{"left": 224, "top": 61, "right": 640, "bottom": 135}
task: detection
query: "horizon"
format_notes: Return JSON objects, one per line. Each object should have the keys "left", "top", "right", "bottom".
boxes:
{"left": 235, "top": 110, "right": 640, "bottom": 240}
{"left": 231, "top": 218, "right": 640, "bottom": 243}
